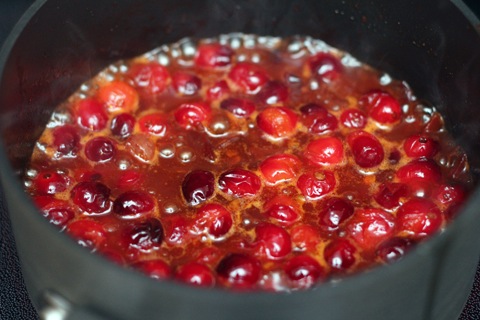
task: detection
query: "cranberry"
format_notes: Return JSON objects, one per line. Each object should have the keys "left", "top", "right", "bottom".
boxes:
{"left": 340, "top": 108, "right": 367, "bottom": 129}
{"left": 33, "top": 171, "right": 68, "bottom": 195}
{"left": 396, "top": 198, "right": 443, "bottom": 238}
{"left": 300, "top": 103, "right": 338, "bottom": 134}
{"left": 374, "top": 183, "right": 409, "bottom": 209}
{"left": 290, "top": 224, "right": 321, "bottom": 251}
{"left": 118, "top": 170, "right": 144, "bottom": 189}
{"left": 265, "top": 204, "right": 299, "bottom": 225}
{"left": 297, "top": 171, "right": 336, "bottom": 200}
{"left": 174, "top": 102, "right": 212, "bottom": 128}
{"left": 33, "top": 196, "right": 74, "bottom": 227}
{"left": 403, "top": 134, "right": 438, "bottom": 158}
{"left": 348, "top": 131, "right": 384, "bottom": 168}
{"left": 113, "top": 190, "right": 155, "bottom": 217}
{"left": 182, "top": 170, "right": 215, "bottom": 205}
{"left": 361, "top": 90, "right": 402, "bottom": 124}
{"left": 432, "top": 184, "right": 466, "bottom": 206}
{"left": 163, "top": 216, "right": 191, "bottom": 245}
{"left": 220, "top": 98, "right": 256, "bottom": 118}
{"left": 376, "top": 237, "right": 416, "bottom": 264}
{"left": 284, "top": 255, "right": 324, "bottom": 290}
{"left": 66, "top": 220, "right": 107, "bottom": 250}
{"left": 176, "top": 262, "right": 216, "bottom": 287}
{"left": 111, "top": 113, "right": 135, "bottom": 138}
{"left": 138, "top": 113, "right": 168, "bottom": 136}
{"left": 52, "top": 125, "right": 80, "bottom": 156}
{"left": 195, "top": 43, "right": 234, "bottom": 68}
{"left": 318, "top": 197, "right": 354, "bottom": 232}
{"left": 304, "top": 137, "right": 344, "bottom": 166}
{"left": 228, "top": 62, "right": 269, "bottom": 93}
{"left": 133, "top": 259, "right": 171, "bottom": 279}
{"left": 128, "top": 62, "right": 170, "bottom": 95}
{"left": 206, "top": 80, "right": 230, "bottom": 100}
{"left": 324, "top": 239, "right": 357, "bottom": 272}
{"left": 172, "top": 71, "right": 202, "bottom": 96}
{"left": 257, "top": 107, "right": 298, "bottom": 138}
{"left": 254, "top": 223, "right": 291, "bottom": 259}
{"left": 257, "top": 81, "right": 289, "bottom": 104}
{"left": 396, "top": 158, "right": 441, "bottom": 184}
{"left": 85, "top": 137, "right": 115, "bottom": 162}
{"left": 195, "top": 247, "right": 222, "bottom": 266}
{"left": 97, "top": 80, "right": 139, "bottom": 112}
{"left": 260, "top": 153, "right": 300, "bottom": 185}
{"left": 121, "top": 218, "right": 163, "bottom": 252}
{"left": 194, "top": 203, "right": 233, "bottom": 238}
{"left": 216, "top": 253, "right": 261, "bottom": 289}
{"left": 75, "top": 98, "right": 108, "bottom": 131}
{"left": 218, "top": 169, "right": 261, "bottom": 197}
{"left": 126, "top": 134, "right": 156, "bottom": 162}
{"left": 308, "top": 52, "right": 343, "bottom": 82}
{"left": 71, "top": 181, "right": 111, "bottom": 214}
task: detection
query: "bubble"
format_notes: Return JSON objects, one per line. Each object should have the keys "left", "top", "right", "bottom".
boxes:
{"left": 164, "top": 203, "right": 178, "bottom": 214}
{"left": 177, "top": 147, "right": 195, "bottom": 163}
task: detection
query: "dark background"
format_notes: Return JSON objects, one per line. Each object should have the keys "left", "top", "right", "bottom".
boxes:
{"left": 1, "top": 1, "right": 480, "bottom": 319}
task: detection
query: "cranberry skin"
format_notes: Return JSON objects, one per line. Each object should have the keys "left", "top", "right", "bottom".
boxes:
{"left": 362, "top": 91, "right": 402, "bottom": 124}
{"left": 257, "top": 81, "right": 289, "bottom": 105}
{"left": 228, "top": 62, "right": 269, "bottom": 93}
{"left": 195, "top": 43, "right": 234, "bottom": 68}
{"left": 432, "top": 184, "right": 466, "bottom": 206}
{"left": 53, "top": 125, "right": 80, "bottom": 156}
{"left": 218, "top": 169, "right": 261, "bottom": 197}
{"left": 174, "top": 102, "right": 212, "bottom": 128}
{"left": 324, "top": 239, "right": 357, "bottom": 272}
{"left": 33, "top": 171, "right": 68, "bottom": 195}
{"left": 297, "top": 171, "right": 336, "bottom": 200}
{"left": 172, "top": 71, "right": 202, "bottom": 96}
{"left": 133, "top": 259, "right": 171, "bottom": 279}
{"left": 128, "top": 62, "right": 170, "bottom": 94}
{"left": 300, "top": 103, "right": 338, "bottom": 134}
{"left": 176, "top": 262, "right": 216, "bottom": 287}
{"left": 34, "top": 196, "right": 74, "bottom": 227}
{"left": 260, "top": 153, "right": 300, "bottom": 185}
{"left": 374, "top": 183, "right": 410, "bottom": 209}
{"left": 85, "top": 137, "right": 115, "bottom": 162}
{"left": 340, "top": 108, "right": 367, "bottom": 129}
{"left": 348, "top": 131, "right": 384, "bottom": 168}
{"left": 71, "top": 181, "right": 111, "bottom": 214}
{"left": 97, "top": 81, "right": 139, "bottom": 113}
{"left": 207, "top": 80, "right": 230, "bottom": 100}
{"left": 396, "top": 198, "right": 443, "bottom": 238}
{"left": 75, "top": 98, "right": 108, "bottom": 131}
{"left": 403, "top": 134, "right": 438, "bottom": 158}
{"left": 126, "top": 134, "right": 156, "bottom": 162}
{"left": 266, "top": 204, "right": 299, "bottom": 225}
{"left": 396, "top": 158, "right": 442, "bottom": 184}
{"left": 290, "top": 224, "right": 321, "bottom": 251}
{"left": 304, "top": 137, "right": 344, "bottom": 166}
{"left": 376, "top": 237, "right": 416, "bottom": 264}
{"left": 122, "top": 218, "right": 164, "bottom": 252}
{"left": 318, "top": 197, "right": 354, "bottom": 232}
{"left": 182, "top": 170, "right": 215, "bottom": 206}
{"left": 113, "top": 191, "right": 155, "bottom": 217}
{"left": 257, "top": 107, "right": 298, "bottom": 138}
{"left": 66, "top": 220, "right": 107, "bottom": 250}
{"left": 284, "top": 255, "right": 324, "bottom": 290}
{"left": 111, "top": 113, "right": 135, "bottom": 138}
{"left": 194, "top": 203, "right": 233, "bottom": 238}
{"left": 216, "top": 253, "right": 261, "bottom": 289}
{"left": 138, "top": 113, "right": 168, "bottom": 136}
{"left": 220, "top": 98, "right": 256, "bottom": 118}
{"left": 118, "top": 170, "right": 144, "bottom": 189}
{"left": 308, "top": 52, "right": 343, "bottom": 82}
{"left": 254, "top": 223, "right": 292, "bottom": 259}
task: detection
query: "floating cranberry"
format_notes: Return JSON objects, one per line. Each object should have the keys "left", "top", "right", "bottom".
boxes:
{"left": 403, "top": 134, "right": 438, "bottom": 158}
{"left": 75, "top": 98, "right": 108, "bottom": 131}
{"left": 324, "top": 239, "right": 357, "bottom": 272}
{"left": 348, "top": 131, "right": 384, "bottom": 168}
{"left": 216, "top": 253, "right": 261, "bottom": 289}
{"left": 33, "top": 171, "right": 68, "bottom": 195}
{"left": 257, "top": 107, "right": 298, "bottom": 138}
{"left": 194, "top": 203, "right": 233, "bottom": 238}
{"left": 300, "top": 103, "right": 338, "bottom": 134}
{"left": 33, "top": 196, "right": 74, "bottom": 227}
{"left": 128, "top": 62, "right": 170, "bottom": 95}
{"left": 340, "top": 108, "right": 367, "bottom": 129}
{"left": 126, "top": 134, "right": 156, "bottom": 162}
{"left": 260, "top": 153, "right": 300, "bottom": 185}
{"left": 376, "top": 237, "right": 416, "bottom": 264}
{"left": 308, "top": 52, "right": 343, "bottom": 82}
{"left": 374, "top": 183, "right": 409, "bottom": 209}
{"left": 396, "top": 158, "right": 441, "bottom": 184}
{"left": 304, "top": 137, "right": 344, "bottom": 166}
{"left": 97, "top": 80, "right": 139, "bottom": 112}
{"left": 163, "top": 216, "right": 191, "bottom": 245}
{"left": 257, "top": 81, "right": 289, "bottom": 104}
{"left": 66, "top": 220, "right": 107, "bottom": 250}
{"left": 176, "top": 262, "right": 216, "bottom": 287}
{"left": 218, "top": 169, "right": 261, "bottom": 197}
{"left": 71, "top": 181, "right": 111, "bottom": 214}
{"left": 220, "top": 98, "right": 256, "bottom": 118}
{"left": 118, "top": 170, "right": 144, "bottom": 189}
{"left": 362, "top": 90, "right": 402, "bottom": 124}
{"left": 195, "top": 43, "right": 234, "bottom": 68}
{"left": 284, "top": 255, "right": 324, "bottom": 290}
{"left": 206, "top": 80, "right": 230, "bottom": 100}
{"left": 133, "top": 259, "right": 171, "bottom": 279}
{"left": 113, "top": 190, "right": 155, "bottom": 217}
{"left": 111, "top": 113, "right": 135, "bottom": 138}
{"left": 172, "top": 71, "right": 202, "bottom": 96}
{"left": 297, "top": 171, "right": 336, "bottom": 200}
{"left": 396, "top": 198, "right": 443, "bottom": 238}
{"left": 121, "top": 217, "right": 163, "bottom": 252}
{"left": 318, "top": 197, "right": 354, "bottom": 231}
{"left": 265, "top": 204, "right": 299, "bottom": 225}
{"left": 290, "top": 224, "right": 320, "bottom": 251}
{"left": 182, "top": 170, "right": 215, "bottom": 206}
{"left": 138, "top": 113, "right": 168, "bottom": 136}
{"left": 254, "top": 223, "right": 291, "bottom": 259}
{"left": 432, "top": 184, "right": 466, "bottom": 206}
{"left": 85, "top": 137, "right": 115, "bottom": 162}
{"left": 52, "top": 125, "right": 80, "bottom": 156}
{"left": 228, "top": 62, "right": 268, "bottom": 92}
{"left": 174, "top": 102, "right": 212, "bottom": 128}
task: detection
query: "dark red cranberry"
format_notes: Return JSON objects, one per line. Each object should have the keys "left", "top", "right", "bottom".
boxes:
{"left": 228, "top": 62, "right": 269, "bottom": 93}
{"left": 220, "top": 98, "right": 256, "bottom": 118}
{"left": 257, "top": 80, "right": 289, "bottom": 104}
{"left": 172, "top": 71, "right": 202, "bottom": 96}
{"left": 388, "top": 149, "right": 402, "bottom": 164}
{"left": 216, "top": 253, "right": 261, "bottom": 289}
{"left": 259, "top": 153, "right": 300, "bottom": 185}
{"left": 304, "top": 137, "right": 344, "bottom": 166}
{"left": 176, "top": 262, "right": 216, "bottom": 287}
{"left": 33, "top": 196, "right": 74, "bottom": 227}
{"left": 71, "top": 181, "right": 111, "bottom": 214}
{"left": 206, "top": 80, "right": 230, "bottom": 100}
{"left": 284, "top": 255, "right": 324, "bottom": 290}
{"left": 128, "top": 62, "right": 170, "bottom": 95}
{"left": 308, "top": 52, "right": 343, "bottom": 82}
{"left": 374, "top": 183, "right": 409, "bottom": 209}
{"left": 257, "top": 107, "right": 298, "bottom": 138}
{"left": 300, "top": 103, "right": 338, "bottom": 134}
{"left": 324, "top": 239, "right": 357, "bottom": 272}
{"left": 376, "top": 237, "right": 416, "bottom": 264}
{"left": 75, "top": 98, "right": 108, "bottom": 131}
{"left": 254, "top": 223, "right": 292, "bottom": 259}
{"left": 113, "top": 190, "right": 155, "bottom": 217}
{"left": 182, "top": 170, "right": 215, "bottom": 206}
{"left": 297, "top": 171, "right": 336, "bottom": 200}
{"left": 33, "top": 171, "right": 68, "bottom": 195}
{"left": 138, "top": 113, "right": 168, "bottom": 136}
{"left": 85, "top": 137, "right": 115, "bottom": 162}
{"left": 133, "top": 259, "right": 171, "bottom": 279}
{"left": 361, "top": 90, "right": 402, "bottom": 124}
{"left": 195, "top": 43, "right": 234, "bottom": 68}
{"left": 266, "top": 204, "right": 299, "bottom": 225}
{"left": 403, "top": 134, "right": 438, "bottom": 158}
{"left": 396, "top": 158, "right": 442, "bottom": 184}
{"left": 396, "top": 198, "right": 443, "bottom": 238}
{"left": 218, "top": 169, "right": 261, "bottom": 197}
{"left": 121, "top": 218, "right": 164, "bottom": 252}
{"left": 52, "top": 125, "right": 80, "bottom": 156}
{"left": 318, "top": 197, "right": 354, "bottom": 231}
{"left": 348, "top": 131, "right": 384, "bottom": 168}
{"left": 194, "top": 203, "right": 233, "bottom": 238}
{"left": 290, "top": 224, "right": 321, "bottom": 251}
{"left": 111, "top": 113, "right": 135, "bottom": 138}
{"left": 66, "top": 220, "right": 107, "bottom": 250}
{"left": 340, "top": 108, "right": 367, "bottom": 129}
{"left": 174, "top": 102, "right": 211, "bottom": 128}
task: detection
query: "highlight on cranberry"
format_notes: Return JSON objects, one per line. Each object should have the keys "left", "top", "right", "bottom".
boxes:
{"left": 24, "top": 34, "right": 472, "bottom": 292}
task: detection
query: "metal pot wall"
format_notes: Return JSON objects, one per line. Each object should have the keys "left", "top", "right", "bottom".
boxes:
{"left": 1, "top": 0, "right": 480, "bottom": 319}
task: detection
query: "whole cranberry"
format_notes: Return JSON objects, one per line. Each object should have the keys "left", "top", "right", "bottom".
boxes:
{"left": 348, "top": 131, "right": 384, "bottom": 168}
{"left": 304, "top": 137, "right": 344, "bottom": 166}
{"left": 163, "top": 215, "right": 191, "bottom": 245}
{"left": 195, "top": 43, "right": 234, "bottom": 68}
{"left": 260, "top": 153, "right": 300, "bottom": 185}
{"left": 111, "top": 113, "right": 135, "bottom": 138}
{"left": 361, "top": 90, "right": 402, "bottom": 124}
{"left": 172, "top": 71, "right": 202, "bottom": 96}
{"left": 138, "top": 113, "right": 168, "bottom": 136}
{"left": 254, "top": 223, "right": 292, "bottom": 259}
{"left": 117, "top": 170, "right": 144, "bottom": 189}
{"left": 340, "top": 108, "right": 367, "bottom": 129}
{"left": 323, "top": 238, "right": 357, "bottom": 272}
{"left": 376, "top": 237, "right": 416, "bottom": 264}
{"left": 113, "top": 190, "right": 155, "bottom": 217}
{"left": 182, "top": 170, "right": 215, "bottom": 206}
{"left": 284, "top": 255, "right": 324, "bottom": 290}
{"left": 126, "top": 134, "right": 156, "bottom": 162}
{"left": 193, "top": 203, "right": 233, "bottom": 238}
{"left": 85, "top": 137, "right": 115, "bottom": 162}
{"left": 71, "top": 181, "right": 111, "bottom": 214}
{"left": 308, "top": 52, "right": 343, "bottom": 82}
{"left": 33, "top": 171, "right": 68, "bottom": 195}
{"left": 257, "top": 107, "right": 298, "bottom": 138}
{"left": 121, "top": 218, "right": 164, "bottom": 252}
{"left": 52, "top": 125, "right": 80, "bottom": 156}
{"left": 206, "top": 80, "right": 230, "bottom": 100}
{"left": 133, "top": 259, "right": 171, "bottom": 279}
{"left": 290, "top": 224, "right": 321, "bottom": 251}
{"left": 403, "top": 134, "right": 438, "bottom": 158}
{"left": 33, "top": 196, "right": 74, "bottom": 228}
{"left": 75, "top": 98, "right": 108, "bottom": 131}
{"left": 265, "top": 204, "right": 299, "bottom": 225}
{"left": 176, "top": 262, "right": 216, "bottom": 287}
{"left": 318, "top": 197, "right": 354, "bottom": 231}
{"left": 297, "top": 170, "right": 336, "bottom": 200}
{"left": 432, "top": 184, "right": 466, "bottom": 207}
{"left": 220, "top": 98, "right": 256, "bottom": 118}
{"left": 128, "top": 62, "right": 170, "bottom": 95}
{"left": 216, "top": 253, "right": 261, "bottom": 289}
{"left": 97, "top": 81, "right": 139, "bottom": 113}
{"left": 300, "top": 103, "right": 338, "bottom": 134}
{"left": 218, "top": 169, "right": 261, "bottom": 197}
{"left": 174, "top": 102, "right": 212, "bottom": 129}
{"left": 396, "top": 158, "right": 442, "bottom": 184}
{"left": 396, "top": 198, "right": 443, "bottom": 238}
{"left": 228, "top": 62, "right": 269, "bottom": 93}
{"left": 374, "top": 183, "right": 410, "bottom": 209}
{"left": 257, "top": 80, "right": 289, "bottom": 105}
{"left": 66, "top": 220, "right": 107, "bottom": 250}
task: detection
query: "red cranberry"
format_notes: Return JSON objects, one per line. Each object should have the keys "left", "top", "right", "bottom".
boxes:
{"left": 33, "top": 171, "right": 68, "bottom": 195}
{"left": 85, "top": 137, "right": 115, "bottom": 162}
{"left": 33, "top": 196, "right": 74, "bottom": 227}
{"left": 432, "top": 184, "right": 466, "bottom": 206}
{"left": 174, "top": 102, "right": 212, "bottom": 128}
{"left": 265, "top": 204, "right": 299, "bottom": 225}
{"left": 376, "top": 237, "right": 416, "bottom": 264}
{"left": 97, "top": 81, "right": 139, "bottom": 113}
{"left": 113, "top": 191, "right": 155, "bottom": 217}
{"left": 176, "top": 262, "right": 216, "bottom": 287}
{"left": 218, "top": 169, "right": 261, "bottom": 197}
{"left": 290, "top": 224, "right": 321, "bottom": 251}
{"left": 75, "top": 98, "right": 108, "bottom": 131}
{"left": 257, "top": 80, "right": 289, "bottom": 104}
{"left": 66, "top": 220, "right": 107, "bottom": 250}
{"left": 206, "top": 80, "right": 230, "bottom": 100}
{"left": 300, "top": 103, "right": 338, "bottom": 134}
{"left": 318, "top": 197, "right": 354, "bottom": 231}
{"left": 111, "top": 113, "right": 135, "bottom": 138}
{"left": 128, "top": 62, "right": 170, "bottom": 95}
{"left": 348, "top": 131, "right": 384, "bottom": 168}
{"left": 138, "top": 113, "right": 168, "bottom": 136}
{"left": 194, "top": 203, "right": 233, "bottom": 238}
{"left": 403, "top": 134, "right": 438, "bottom": 158}
{"left": 308, "top": 52, "right": 343, "bottom": 82}
{"left": 297, "top": 171, "right": 336, "bottom": 200}
{"left": 396, "top": 158, "right": 441, "bottom": 184}
{"left": 396, "top": 198, "right": 443, "bottom": 238}
{"left": 260, "top": 153, "right": 300, "bottom": 185}
{"left": 284, "top": 255, "right": 324, "bottom": 290}
{"left": 195, "top": 43, "right": 234, "bottom": 68}
{"left": 52, "top": 125, "right": 80, "bottom": 156}
{"left": 126, "top": 134, "right": 156, "bottom": 162}
{"left": 361, "top": 90, "right": 402, "bottom": 124}
{"left": 172, "top": 71, "right": 202, "bottom": 96}
{"left": 133, "top": 259, "right": 171, "bottom": 279}
{"left": 71, "top": 181, "right": 111, "bottom": 214}
{"left": 254, "top": 223, "right": 292, "bottom": 259}
{"left": 121, "top": 218, "right": 163, "bottom": 252}
{"left": 228, "top": 62, "right": 269, "bottom": 93}
{"left": 374, "top": 183, "right": 409, "bottom": 209}
{"left": 220, "top": 98, "right": 256, "bottom": 118}
{"left": 182, "top": 170, "right": 215, "bottom": 205}
{"left": 304, "top": 137, "right": 344, "bottom": 166}
{"left": 257, "top": 107, "right": 298, "bottom": 138}
{"left": 216, "top": 253, "right": 261, "bottom": 289}
{"left": 118, "top": 170, "right": 144, "bottom": 189}
{"left": 163, "top": 216, "right": 191, "bottom": 245}
{"left": 195, "top": 247, "right": 222, "bottom": 266}
{"left": 324, "top": 239, "right": 357, "bottom": 272}
{"left": 340, "top": 108, "right": 367, "bottom": 129}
